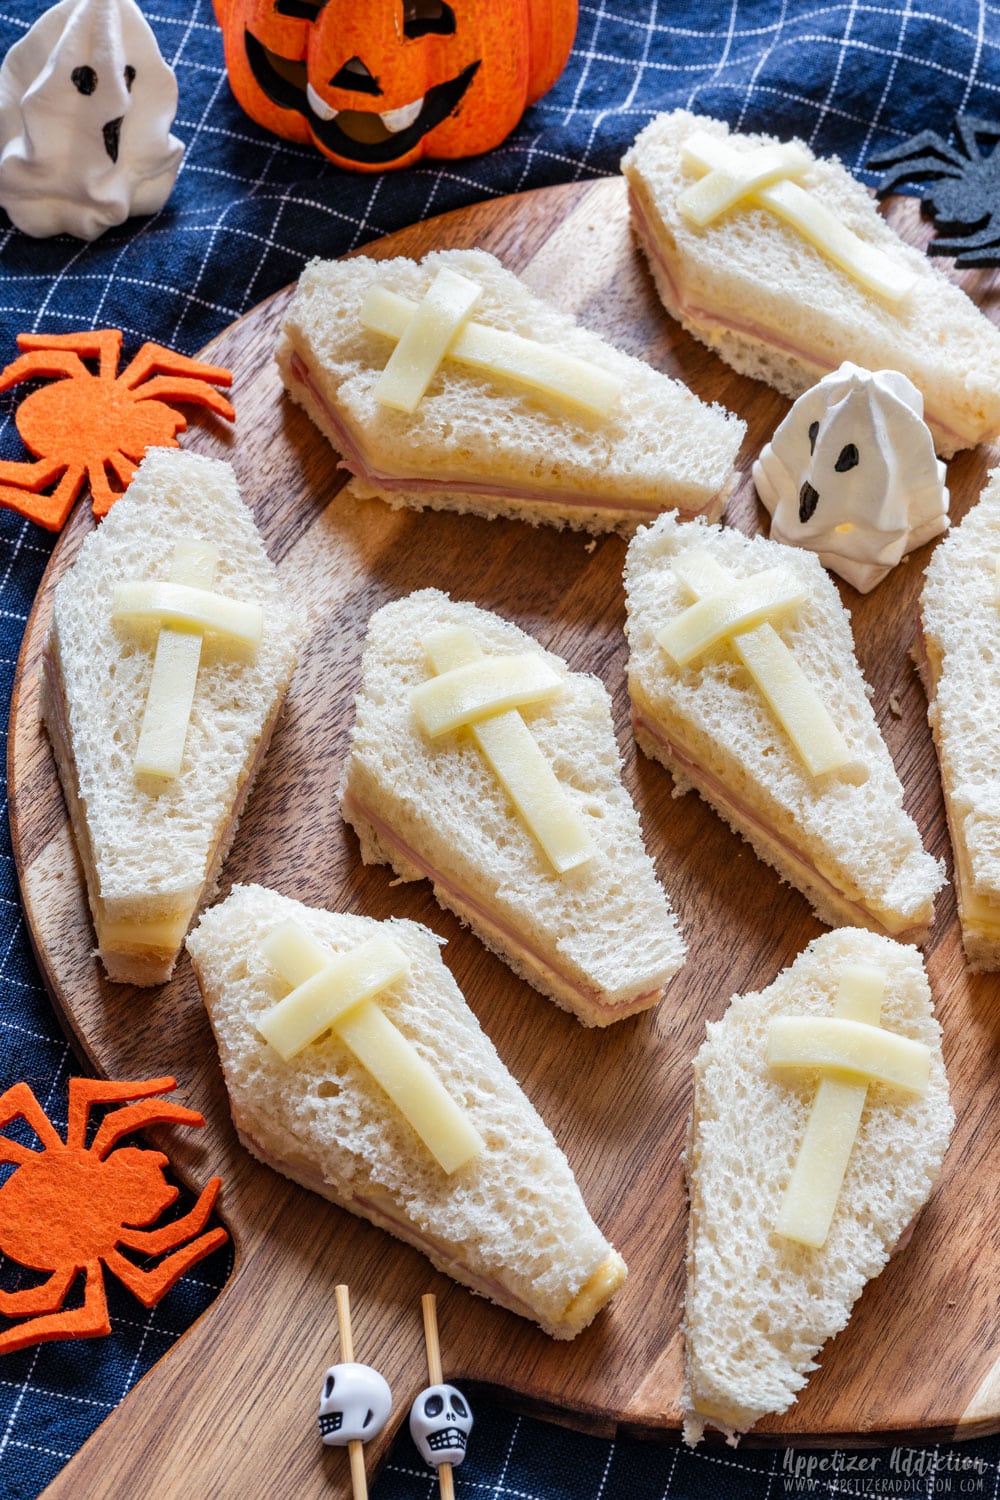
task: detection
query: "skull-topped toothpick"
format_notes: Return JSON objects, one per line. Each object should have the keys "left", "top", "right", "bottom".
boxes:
{"left": 410, "top": 1293, "right": 474, "bottom": 1499}
{"left": 317, "top": 1284, "right": 392, "bottom": 1500}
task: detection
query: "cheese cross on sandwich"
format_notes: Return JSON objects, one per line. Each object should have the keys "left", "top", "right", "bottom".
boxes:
{"left": 257, "top": 919, "right": 483, "bottom": 1174}
{"left": 113, "top": 540, "right": 264, "bottom": 781}
{"left": 410, "top": 626, "right": 593, "bottom": 876}
{"left": 187, "top": 883, "right": 628, "bottom": 1339}
{"left": 276, "top": 246, "right": 746, "bottom": 535}
{"left": 339, "top": 589, "right": 685, "bottom": 1026}
{"left": 624, "top": 514, "right": 944, "bottom": 941}
{"left": 683, "top": 928, "right": 952, "bottom": 1445}
{"left": 768, "top": 962, "right": 930, "bottom": 1248}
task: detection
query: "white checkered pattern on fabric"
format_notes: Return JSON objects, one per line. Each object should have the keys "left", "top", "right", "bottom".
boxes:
{"left": 1, "top": 1, "right": 998, "bottom": 1496}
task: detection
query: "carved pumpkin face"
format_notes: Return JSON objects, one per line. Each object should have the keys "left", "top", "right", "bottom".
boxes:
{"left": 213, "top": 0, "right": 577, "bottom": 171}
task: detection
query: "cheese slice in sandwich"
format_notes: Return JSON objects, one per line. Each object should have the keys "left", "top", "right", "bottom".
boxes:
{"left": 275, "top": 246, "right": 745, "bottom": 534}
{"left": 917, "top": 465, "right": 1000, "bottom": 968}
{"left": 624, "top": 513, "right": 944, "bottom": 941}
{"left": 339, "top": 588, "right": 685, "bottom": 1026}
{"left": 622, "top": 108, "right": 1000, "bottom": 458}
{"left": 41, "top": 448, "right": 306, "bottom": 986}
{"left": 684, "top": 927, "right": 952, "bottom": 1443}
{"left": 186, "top": 882, "right": 627, "bottom": 1339}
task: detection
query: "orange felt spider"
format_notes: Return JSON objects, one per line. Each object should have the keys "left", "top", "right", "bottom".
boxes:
{"left": 0, "top": 1075, "right": 228, "bottom": 1354}
{"left": 0, "top": 329, "right": 235, "bottom": 531}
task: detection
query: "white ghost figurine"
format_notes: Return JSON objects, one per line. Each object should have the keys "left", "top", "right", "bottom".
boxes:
{"left": 753, "top": 362, "right": 949, "bottom": 593}
{"left": 0, "top": 0, "right": 184, "bottom": 239}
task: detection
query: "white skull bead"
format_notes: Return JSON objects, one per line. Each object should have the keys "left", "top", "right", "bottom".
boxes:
{"left": 317, "top": 1361, "right": 392, "bottom": 1447}
{"left": 409, "top": 1382, "right": 473, "bottom": 1468}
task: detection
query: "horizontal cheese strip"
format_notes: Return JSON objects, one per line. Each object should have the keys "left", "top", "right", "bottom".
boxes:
{"left": 360, "top": 284, "right": 623, "bottom": 417}
{"left": 374, "top": 267, "right": 481, "bottom": 414}
{"left": 682, "top": 134, "right": 916, "bottom": 304}
{"left": 112, "top": 580, "right": 263, "bottom": 647}
{"left": 679, "top": 136, "right": 811, "bottom": 227}
{"left": 657, "top": 566, "right": 807, "bottom": 666}
{"left": 775, "top": 964, "right": 883, "bottom": 1247}
{"left": 411, "top": 650, "right": 563, "bottom": 737}
{"left": 259, "top": 919, "right": 483, "bottom": 1174}
{"left": 672, "top": 551, "right": 863, "bottom": 782}
{"left": 422, "top": 628, "right": 593, "bottom": 875}
{"left": 768, "top": 1016, "right": 930, "bottom": 1093}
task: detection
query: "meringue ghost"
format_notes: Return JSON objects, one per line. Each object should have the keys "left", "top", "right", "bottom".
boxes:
{"left": 0, "top": 0, "right": 184, "bottom": 240}
{"left": 753, "top": 363, "right": 949, "bottom": 593}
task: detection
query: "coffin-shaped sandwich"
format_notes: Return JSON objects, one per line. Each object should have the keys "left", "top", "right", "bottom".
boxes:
{"left": 276, "top": 246, "right": 745, "bottom": 532}
{"left": 41, "top": 448, "right": 306, "bottom": 984}
{"left": 624, "top": 513, "right": 944, "bottom": 941}
{"left": 339, "top": 588, "right": 685, "bottom": 1025}
{"left": 918, "top": 465, "right": 1000, "bottom": 968}
{"left": 622, "top": 108, "right": 1000, "bottom": 457}
{"left": 187, "top": 883, "right": 627, "bottom": 1339}
{"left": 684, "top": 928, "right": 952, "bottom": 1442}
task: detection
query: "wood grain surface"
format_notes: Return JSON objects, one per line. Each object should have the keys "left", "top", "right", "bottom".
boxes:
{"left": 11, "top": 178, "right": 1000, "bottom": 1499}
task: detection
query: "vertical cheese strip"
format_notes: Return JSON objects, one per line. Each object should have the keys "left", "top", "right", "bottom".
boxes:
{"left": 421, "top": 627, "right": 594, "bottom": 875}
{"left": 373, "top": 267, "right": 481, "bottom": 414}
{"left": 774, "top": 965, "right": 883, "bottom": 1248}
{"left": 133, "top": 540, "right": 217, "bottom": 780}
{"left": 670, "top": 551, "right": 865, "bottom": 782}
{"left": 257, "top": 920, "right": 483, "bottom": 1175}
{"left": 678, "top": 137, "right": 811, "bottom": 227}
{"left": 681, "top": 133, "right": 915, "bottom": 305}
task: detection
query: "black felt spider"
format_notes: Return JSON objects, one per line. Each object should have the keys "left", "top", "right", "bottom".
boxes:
{"left": 868, "top": 114, "right": 1000, "bottom": 267}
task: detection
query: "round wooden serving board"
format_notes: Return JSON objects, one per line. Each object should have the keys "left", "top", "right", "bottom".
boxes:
{"left": 11, "top": 179, "right": 1000, "bottom": 1498}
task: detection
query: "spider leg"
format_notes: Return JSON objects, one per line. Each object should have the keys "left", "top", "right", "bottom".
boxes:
{"left": 66, "top": 1076, "right": 176, "bottom": 1149}
{"left": 0, "top": 1082, "right": 65, "bottom": 1150}
{"left": 131, "top": 375, "right": 235, "bottom": 422}
{"left": 929, "top": 222, "right": 1000, "bottom": 258}
{"left": 868, "top": 131, "right": 967, "bottom": 169}
{"left": 16, "top": 330, "right": 123, "bottom": 380}
{"left": 118, "top": 1178, "right": 222, "bottom": 1254}
{"left": 90, "top": 1099, "right": 206, "bottom": 1158}
{"left": 0, "top": 350, "right": 90, "bottom": 393}
{"left": 0, "top": 1265, "right": 76, "bottom": 1318}
{"left": 87, "top": 451, "right": 138, "bottom": 518}
{"left": 104, "top": 1226, "right": 228, "bottom": 1308}
{"left": 872, "top": 157, "right": 965, "bottom": 199}
{"left": 121, "top": 343, "right": 233, "bottom": 394}
{"left": 0, "top": 464, "right": 85, "bottom": 532}
{"left": 954, "top": 115, "right": 1000, "bottom": 160}
{"left": 0, "top": 1263, "right": 110, "bottom": 1353}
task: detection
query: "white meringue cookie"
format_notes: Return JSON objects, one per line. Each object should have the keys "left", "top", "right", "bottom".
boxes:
{"left": 0, "top": 0, "right": 184, "bottom": 240}
{"left": 753, "top": 362, "right": 949, "bottom": 592}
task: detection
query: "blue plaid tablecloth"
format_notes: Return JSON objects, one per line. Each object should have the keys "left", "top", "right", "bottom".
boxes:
{"left": 0, "top": 1, "right": 998, "bottom": 1495}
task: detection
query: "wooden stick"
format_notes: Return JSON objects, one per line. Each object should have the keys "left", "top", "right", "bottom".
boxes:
{"left": 420, "top": 1293, "right": 455, "bottom": 1500}
{"left": 335, "top": 1284, "right": 369, "bottom": 1500}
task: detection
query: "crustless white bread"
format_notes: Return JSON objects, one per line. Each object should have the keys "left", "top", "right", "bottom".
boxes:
{"left": 41, "top": 448, "right": 306, "bottom": 985}
{"left": 624, "top": 513, "right": 944, "bottom": 941}
{"left": 622, "top": 109, "right": 1000, "bottom": 458}
{"left": 276, "top": 247, "right": 745, "bottom": 534}
{"left": 187, "top": 882, "right": 627, "bottom": 1339}
{"left": 339, "top": 588, "right": 685, "bottom": 1025}
{"left": 918, "top": 466, "right": 1000, "bottom": 968}
{"left": 684, "top": 928, "right": 952, "bottom": 1443}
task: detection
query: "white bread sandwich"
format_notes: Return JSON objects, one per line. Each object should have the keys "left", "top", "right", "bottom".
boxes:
{"left": 624, "top": 513, "right": 944, "bottom": 941}
{"left": 339, "top": 588, "right": 685, "bottom": 1026}
{"left": 186, "top": 882, "right": 627, "bottom": 1339}
{"left": 275, "top": 246, "right": 745, "bottom": 534}
{"left": 918, "top": 466, "right": 1000, "bottom": 968}
{"left": 622, "top": 109, "right": 1000, "bottom": 458}
{"left": 684, "top": 927, "right": 952, "bottom": 1443}
{"left": 41, "top": 448, "right": 306, "bottom": 985}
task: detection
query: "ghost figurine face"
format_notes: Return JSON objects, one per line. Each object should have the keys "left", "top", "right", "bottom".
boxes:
{"left": 317, "top": 1361, "right": 392, "bottom": 1447}
{"left": 0, "top": 0, "right": 184, "bottom": 239}
{"left": 753, "top": 362, "right": 949, "bottom": 592}
{"left": 409, "top": 1382, "right": 473, "bottom": 1468}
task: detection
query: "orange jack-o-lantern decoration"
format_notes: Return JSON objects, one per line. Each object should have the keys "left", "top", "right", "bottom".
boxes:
{"left": 212, "top": 0, "right": 578, "bottom": 171}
